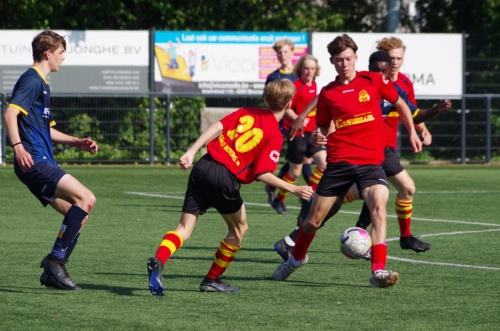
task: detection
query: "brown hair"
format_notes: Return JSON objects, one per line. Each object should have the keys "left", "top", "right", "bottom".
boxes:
{"left": 273, "top": 39, "right": 295, "bottom": 53}
{"left": 32, "top": 28, "right": 66, "bottom": 62}
{"left": 293, "top": 54, "right": 321, "bottom": 78}
{"left": 376, "top": 37, "right": 406, "bottom": 52}
{"left": 264, "top": 79, "right": 296, "bottom": 111}
{"left": 327, "top": 34, "right": 358, "bottom": 57}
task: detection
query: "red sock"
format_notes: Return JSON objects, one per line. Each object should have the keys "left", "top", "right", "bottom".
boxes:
{"left": 371, "top": 243, "right": 387, "bottom": 273}
{"left": 307, "top": 167, "right": 324, "bottom": 191}
{"left": 155, "top": 231, "right": 183, "bottom": 265}
{"left": 292, "top": 226, "right": 316, "bottom": 262}
{"left": 396, "top": 199, "right": 413, "bottom": 237}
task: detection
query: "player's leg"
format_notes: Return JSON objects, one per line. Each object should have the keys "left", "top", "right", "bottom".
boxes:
{"left": 199, "top": 206, "right": 248, "bottom": 293}
{"left": 273, "top": 161, "right": 301, "bottom": 214}
{"left": 389, "top": 170, "right": 431, "bottom": 252}
{"left": 265, "top": 162, "right": 289, "bottom": 205}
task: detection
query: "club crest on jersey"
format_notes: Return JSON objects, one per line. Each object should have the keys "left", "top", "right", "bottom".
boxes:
{"left": 359, "top": 90, "right": 370, "bottom": 102}
{"left": 382, "top": 76, "right": 389, "bottom": 84}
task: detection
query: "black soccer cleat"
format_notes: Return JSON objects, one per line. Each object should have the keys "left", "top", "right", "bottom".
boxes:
{"left": 147, "top": 257, "right": 166, "bottom": 296}
{"left": 40, "top": 254, "right": 79, "bottom": 290}
{"left": 40, "top": 271, "right": 81, "bottom": 290}
{"left": 400, "top": 235, "right": 432, "bottom": 252}
{"left": 273, "top": 238, "right": 293, "bottom": 262}
{"left": 271, "top": 198, "right": 288, "bottom": 215}
{"left": 199, "top": 277, "right": 240, "bottom": 293}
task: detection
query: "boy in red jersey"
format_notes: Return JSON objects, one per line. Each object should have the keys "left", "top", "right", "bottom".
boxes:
{"left": 353, "top": 37, "right": 452, "bottom": 252}
{"left": 271, "top": 34, "right": 422, "bottom": 288}
{"left": 270, "top": 55, "right": 326, "bottom": 215}
{"left": 147, "top": 79, "right": 313, "bottom": 295}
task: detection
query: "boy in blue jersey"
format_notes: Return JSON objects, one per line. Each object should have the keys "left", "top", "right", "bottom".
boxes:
{"left": 3, "top": 29, "right": 98, "bottom": 290}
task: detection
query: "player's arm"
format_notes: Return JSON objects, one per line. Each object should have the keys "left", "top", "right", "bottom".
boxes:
{"left": 393, "top": 97, "right": 422, "bottom": 153}
{"left": 288, "top": 95, "right": 319, "bottom": 139}
{"left": 50, "top": 128, "right": 98, "bottom": 154}
{"left": 311, "top": 125, "right": 329, "bottom": 146}
{"left": 3, "top": 105, "right": 34, "bottom": 170}
{"left": 179, "top": 120, "right": 223, "bottom": 170}
{"left": 256, "top": 172, "right": 313, "bottom": 201}
{"left": 413, "top": 99, "right": 452, "bottom": 124}
{"left": 415, "top": 122, "right": 432, "bottom": 146}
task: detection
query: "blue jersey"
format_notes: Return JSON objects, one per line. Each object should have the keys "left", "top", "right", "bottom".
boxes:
{"left": 381, "top": 83, "right": 418, "bottom": 117}
{"left": 10, "top": 67, "right": 57, "bottom": 172}
{"left": 265, "top": 69, "right": 297, "bottom": 86}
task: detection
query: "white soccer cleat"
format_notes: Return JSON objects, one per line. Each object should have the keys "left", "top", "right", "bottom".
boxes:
{"left": 272, "top": 255, "right": 308, "bottom": 281}
{"left": 369, "top": 270, "right": 399, "bottom": 288}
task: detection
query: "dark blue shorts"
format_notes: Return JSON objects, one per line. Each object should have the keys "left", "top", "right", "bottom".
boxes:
{"left": 382, "top": 147, "right": 405, "bottom": 177}
{"left": 182, "top": 154, "right": 243, "bottom": 215}
{"left": 16, "top": 162, "right": 67, "bottom": 206}
{"left": 285, "top": 132, "right": 324, "bottom": 164}
{"left": 316, "top": 162, "right": 388, "bottom": 198}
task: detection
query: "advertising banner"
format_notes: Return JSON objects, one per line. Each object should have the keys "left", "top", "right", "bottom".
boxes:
{"left": 0, "top": 30, "right": 149, "bottom": 93}
{"left": 154, "top": 31, "right": 308, "bottom": 95}
{"left": 312, "top": 33, "right": 463, "bottom": 98}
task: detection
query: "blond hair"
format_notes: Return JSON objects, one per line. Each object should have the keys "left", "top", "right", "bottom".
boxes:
{"left": 293, "top": 54, "right": 321, "bottom": 78}
{"left": 273, "top": 39, "right": 295, "bottom": 53}
{"left": 377, "top": 37, "right": 406, "bottom": 52}
{"left": 264, "top": 79, "right": 296, "bottom": 111}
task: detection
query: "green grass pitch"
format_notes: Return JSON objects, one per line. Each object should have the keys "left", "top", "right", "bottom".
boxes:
{"left": 0, "top": 164, "right": 498, "bottom": 330}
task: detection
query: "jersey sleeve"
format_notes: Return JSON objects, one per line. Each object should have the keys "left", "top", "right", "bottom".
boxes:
{"left": 10, "top": 76, "right": 39, "bottom": 115}
{"left": 394, "top": 84, "right": 418, "bottom": 114}
{"left": 377, "top": 74, "right": 399, "bottom": 105}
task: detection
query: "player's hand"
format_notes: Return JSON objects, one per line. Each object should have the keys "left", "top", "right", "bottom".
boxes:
{"left": 421, "top": 131, "right": 432, "bottom": 146}
{"left": 179, "top": 153, "right": 194, "bottom": 170}
{"left": 75, "top": 138, "right": 98, "bottom": 154}
{"left": 437, "top": 99, "right": 452, "bottom": 113}
{"left": 288, "top": 117, "right": 305, "bottom": 140}
{"left": 293, "top": 185, "right": 314, "bottom": 201}
{"left": 311, "top": 128, "right": 327, "bottom": 146}
{"left": 13, "top": 145, "right": 34, "bottom": 171}
{"left": 409, "top": 133, "right": 423, "bottom": 153}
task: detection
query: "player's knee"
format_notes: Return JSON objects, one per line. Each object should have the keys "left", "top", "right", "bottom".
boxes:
{"left": 83, "top": 190, "right": 96, "bottom": 212}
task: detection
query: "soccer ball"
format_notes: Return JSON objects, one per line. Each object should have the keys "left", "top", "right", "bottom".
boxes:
{"left": 339, "top": 227, "right": 371, "bottom": 259}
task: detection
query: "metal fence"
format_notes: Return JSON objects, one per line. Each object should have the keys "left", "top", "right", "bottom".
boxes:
{"left": 1, "top": 92, "right": 499, "bottom": 165}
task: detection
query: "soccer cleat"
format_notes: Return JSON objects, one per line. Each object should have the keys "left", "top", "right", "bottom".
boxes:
{"left": 40, "top": 254, "right": 78, "bottom": 290}
{"left": 400, "top": 235, "right": 432, "bottom": 252}
{"left": 363, "top": 250, "right": 371, "bottom": 261}
{"left": 271, "top": 198, "right": 288, "bottom": 215}
{"left": 272, "top": 255, "right": 308, "bottom": 281}
{"left": 40, "top": 271, "right": 81, "bottom": 290}
{"left": 274, "top": 239, "right": 294, "bottom": 262}
{"left": 199, "top": 278, "right": 240, "bottom": 293}
{"left": 147, "top": 257, "right": 165, "bottom": 296}
{"left": 369, "top": 270, "right": 399, "bottom": 288}
{"left": 264, "top": 185, "right": 276, "bottom": 205}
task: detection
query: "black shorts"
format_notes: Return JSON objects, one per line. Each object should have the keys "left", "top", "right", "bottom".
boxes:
{"left": 316, "top": 163, "right": 388, "bottom": 198}
{"left": 285, "top": 132, "right": 324, "bottom": 164}
{"left": 382, "top": 147, "right": 405, "bottom": 177}
{"left": 16, "top": 162, "right": 67, "bottom": 206}
{"left": 182, "top": 154, "right": 243, "bottom": 215}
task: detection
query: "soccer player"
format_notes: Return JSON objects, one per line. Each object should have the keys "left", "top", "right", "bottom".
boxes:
{"left": 271, "top": 34, "right": 422, "bottom": 288}
{"left": 3, "top": 29, "right": 98, "bottom": 291}
{"left": 146, "top": 79, "right": 313, "bottom": 295}
{"left": 270, "top": 54, "right": 326, "bottom": 215}
{"left": 273, "top": 50, "right": 449, "bottom": 262}
{"left": 353, "top": 37, "right": 452, "bottom": 252}
{"left": 264, "top": 39, "right": 313, "bottom": 212}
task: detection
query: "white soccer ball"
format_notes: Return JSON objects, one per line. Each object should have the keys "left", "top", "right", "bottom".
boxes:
{"left": 339, "top": 227, "right": 371, "bottom": 259}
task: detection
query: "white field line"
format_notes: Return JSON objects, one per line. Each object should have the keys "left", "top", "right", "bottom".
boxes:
{"left": 127, "top": 191, "right": 500, "bottom": 271}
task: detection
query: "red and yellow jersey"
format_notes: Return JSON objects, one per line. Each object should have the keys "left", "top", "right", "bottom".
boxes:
{"left": 316, "top": 71, "right": 398, "bottom": 165}
{"left": 283, "top": 79, "right": 318, "bottom": 136}
{"left": 207, "top": 107, "right": 283, "bottom": 184}
{"left": 383, "top": 72, "right": 418, "bottom": 149}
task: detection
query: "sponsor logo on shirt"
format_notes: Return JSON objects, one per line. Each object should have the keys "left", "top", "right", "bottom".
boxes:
{"left": 335, "top": 112, "right": 375, "bottom": 129}
{"left": 359, "top": 90, "right": 370, "bottom": 102}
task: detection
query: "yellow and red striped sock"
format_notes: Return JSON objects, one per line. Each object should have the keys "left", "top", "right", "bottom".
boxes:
{"left": 155, "top": 231, "right": 183, "bottom": 265}
{"left": 307, "top": 166, "right": 324, "bottom": 191}
{"left": 205, "top": 240, "right": 240, "bottom": 280}
{"left": 371, "top": 243, "right": 387, "bottom": 272}
{"left": 276, "top": 173, "right": 295, "bottom": 203}
{"left": 343, "top": 191, "right": 356, "bottom": 204}
{"left": 395, "top": 199, "right": 413, "bottom": 237}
